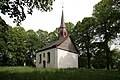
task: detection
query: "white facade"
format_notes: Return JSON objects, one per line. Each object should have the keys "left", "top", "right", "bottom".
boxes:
{"left": 36, "top": 48, "right": 57, "bottom": 68}
{"left": 57, "top": 49, "right": 78, "bottom": 68}
{"left": 36, "top": 48, "right": 78, "bottom": 68}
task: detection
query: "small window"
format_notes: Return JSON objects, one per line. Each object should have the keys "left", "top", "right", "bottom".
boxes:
{"left": 47, "top": 52, "right": 50, "bottom": 63}
{"left": 43, "top": 53, "right": 45, "bottom": 57}
{"left": 39, "top": 54, "right": 42, "bottom": 63}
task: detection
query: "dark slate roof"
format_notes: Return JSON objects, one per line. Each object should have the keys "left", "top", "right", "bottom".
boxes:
{"left": 37, "top": 37, "right": 68, "bottom": 52}
{"left": 37, "top": 36, "right": 79, "bottom": 54}
{"left": 69, "top": 36, "right": 80, "bottom": 53}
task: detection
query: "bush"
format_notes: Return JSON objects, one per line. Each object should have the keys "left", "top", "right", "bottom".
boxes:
{"left": 111, "top": 49, "right": 120, "bottom": 69}
{"left": 117, "top": 60, "right": 120, "bottom": 70}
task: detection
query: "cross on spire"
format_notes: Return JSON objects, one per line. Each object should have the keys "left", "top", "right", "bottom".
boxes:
{"left": 62, "top": 1, "right": 64, "bottom": 9}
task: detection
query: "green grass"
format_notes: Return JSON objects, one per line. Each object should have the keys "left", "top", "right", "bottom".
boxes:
{"left": 0, "top": 67, "right": 120, "bottom": 80}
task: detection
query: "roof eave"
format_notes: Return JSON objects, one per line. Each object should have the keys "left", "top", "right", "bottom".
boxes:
{"left": 36, "top": 45, "right": 57, "bottom": 53}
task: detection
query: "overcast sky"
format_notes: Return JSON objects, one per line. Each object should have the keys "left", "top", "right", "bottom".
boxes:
{"left": 1, "top": 0, "right": 101, "bottom": 32}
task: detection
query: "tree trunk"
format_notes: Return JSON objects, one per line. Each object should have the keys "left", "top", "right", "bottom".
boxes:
{"left": 87, "top": 51, "right": 91, "bottom": 68}
{"left": 106, "top": 50, "right": 110, "bottom": 70}
{"left": 106, "top": 46, "right": 111, "bottom": 70}
{"left": 86, "top": 33, "right": 91, "bottom": 68}
{"left": 104, "top": 25, "right": 111, "bottom": 70}
{"left": 104, "top": 33, "right": 111, "bottom": 70}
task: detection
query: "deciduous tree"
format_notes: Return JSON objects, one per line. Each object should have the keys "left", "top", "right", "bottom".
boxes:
{"left": 93, "top": 0, "right": 120, "bottom": 70}
{"left": 0, "top": 0, "right": 55, "bottom": 25}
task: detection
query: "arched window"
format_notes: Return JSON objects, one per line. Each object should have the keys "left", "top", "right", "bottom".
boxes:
{"left": 47, "top": 52, "right": 50, "bottom": 63}
{"left": 63, "top": 31, "right": 67, "bottom": 37}
{"left": 39, "top": 54, "right": 42, "bottom": 63}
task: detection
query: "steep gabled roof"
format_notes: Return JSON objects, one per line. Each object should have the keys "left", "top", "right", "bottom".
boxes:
{"left": 37, "top": 36, "right": 79, "bottom": 54}
{"left": 37, "top": 37, "right": 68, "bottom": 52}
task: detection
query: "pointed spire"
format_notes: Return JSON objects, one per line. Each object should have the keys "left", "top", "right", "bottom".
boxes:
{"left": 60, "top": 5, "right": 66, "bottom": 28}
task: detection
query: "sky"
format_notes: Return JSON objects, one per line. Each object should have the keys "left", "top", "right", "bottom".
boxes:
{"left": 1, "top": 0, "right": 101, "bottom": 32}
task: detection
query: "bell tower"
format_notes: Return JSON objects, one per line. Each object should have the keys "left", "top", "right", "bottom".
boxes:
{"left": 58, "top": 6, "right": 68, "bottom": 39}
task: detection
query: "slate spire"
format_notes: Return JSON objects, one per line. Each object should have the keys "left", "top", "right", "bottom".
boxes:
{"left": 60, "top": 6, "right": 66, "bottom": 28}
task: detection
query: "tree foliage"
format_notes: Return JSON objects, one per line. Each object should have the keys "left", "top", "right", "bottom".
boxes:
{"left": 70, "top": 0, "right": 120, "bottom": 69}
{"left": 111, "top": 49, "right": 120, "bottom": 69}
{"left": 65, "top": 22, "right": 74, "bottom": 36}
{"left": 93, "top": 0, "right": 120, "bottom": 70}
{"left": 0, "top": 0, "right": 55, "bottom": 25}
{"left": 0, "top": 16, "right": 59, "bottom": 66}
{"left": 72, "top": 17, "right": 96, "bottom": 68}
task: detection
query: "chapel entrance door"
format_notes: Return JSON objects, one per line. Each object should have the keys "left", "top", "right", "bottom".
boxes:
{"left": 43, "top": 61, "right": 46, "bottom": 68}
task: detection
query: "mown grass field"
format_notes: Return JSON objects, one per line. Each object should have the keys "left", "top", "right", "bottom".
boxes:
{"left": 0, "top": 67, "right": 120, "bottom": 80}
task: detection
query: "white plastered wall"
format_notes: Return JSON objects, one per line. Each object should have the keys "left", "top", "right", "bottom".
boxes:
{"left": 57, "top": 49, "right": 78, "bottom": 68}
{"left": 36, "top": 48, "right": 57, "bottom": 68}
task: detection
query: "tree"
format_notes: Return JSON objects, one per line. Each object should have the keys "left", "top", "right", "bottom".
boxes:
{"left": 0, "top": 0, "right": 55, "bottom": 25}
{"left": 93, "top": 0, "right": 120, "bottom": 70}
{"left": 92, "top": 47, "right": 106, "bottom": 69}
{"left": 11, "top": 27, "right": 27, "bottom": 66}
{"left": 71, "top": 21, "right": 81, "bottom": 49}
{"left": 0, "top": 16, "right": 10, "bottom": 66}
{"left": 26, "top": 29, "right": 38, "bottom": 66}
{"left": 81, "top": 17, "right": 96, "bottom": 68}
{"left": 111, "top": 49, "right": 120, "bottom": 69}
{"left": 0, "top": 16, "right": 7, "bottom": 54}
{"left": 47, "top": 32, "right": 57, "bottom": 43}
{"left": 36, "top": 29, "right": 49, "bottom": 49}
{"left": 72, "top": 17, "right": 96, "bottom": 68}
{"left": 65, "top": 22, "right": 74, "bottom": 36}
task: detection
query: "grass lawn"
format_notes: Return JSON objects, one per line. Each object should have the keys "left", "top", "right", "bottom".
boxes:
{"left": 0, "top": 67, "right": 120, "bottom": 80}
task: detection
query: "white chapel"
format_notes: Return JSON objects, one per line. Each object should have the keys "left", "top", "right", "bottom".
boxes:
{"left": 36, "top": 8, "right": 79, "bottom": 68}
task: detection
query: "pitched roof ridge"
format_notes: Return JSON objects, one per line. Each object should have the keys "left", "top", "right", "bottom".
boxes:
{"left": 37, "top": 37, "right": 68, "bottom": 52}
{"left": 56, "top": 36, "right": 68, "bottom": 46}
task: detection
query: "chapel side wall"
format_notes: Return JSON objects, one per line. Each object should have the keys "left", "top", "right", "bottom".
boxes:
{"left": 57, "top": 49, "right": 78, "bottom": 68}
{"left": 36, "top": 52, "right": 40, "bottom": 68}
{"left": 36, "top": 48, "right": 57, "bottom": 68}
{"left": 55, "top": 48, "right": 58, "bottom": 68}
